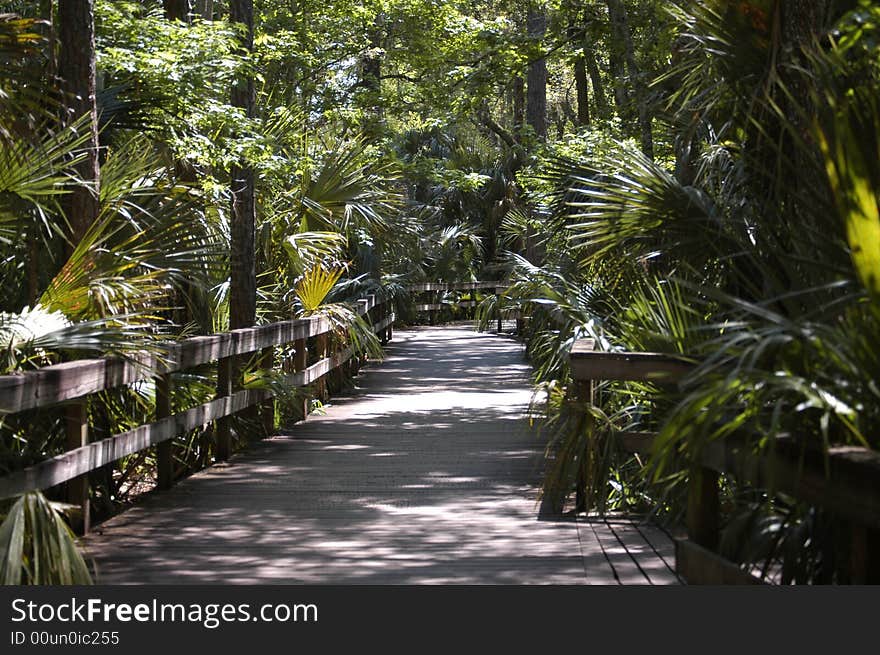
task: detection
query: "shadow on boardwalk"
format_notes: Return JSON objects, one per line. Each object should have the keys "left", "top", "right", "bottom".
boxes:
{"left": 81, "top": 326, "right": 680, "bottom": 585}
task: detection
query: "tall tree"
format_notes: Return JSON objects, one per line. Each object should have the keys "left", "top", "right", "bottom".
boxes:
{"left": 229, "top": 0, "right": 256, "bottom": 331}
{"left": 564, "top": 5, "right": 590, "bottom": 128}
{"left": 195, "top": 0, "right": 214, "bottom": 20}
{"left": 526, "top": 4, "right": 547, "bottom": 139}
{"left": 57, "top": 0, "right": 100, "bottom": 246}
{"left": 358, "top": 16, "right": 385, "bottom": 138}
{"left": 163, "top": 0, "right": 192, "bottom": 23}
{"left": 512, "top": 76, "right": 525, "bottom": 130}
{"left": 605, "top": 0, "right": 652, "bottom": 158}
{"left": 573, "top": 54, "right": 590, "bottom": 127}
{"left": 584, "top": 45, "right": 607, "bottom": 120}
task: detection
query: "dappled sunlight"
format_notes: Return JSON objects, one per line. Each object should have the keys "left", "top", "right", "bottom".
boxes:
{"left": 81, "top": 326, "right": 677, "bottom": 585}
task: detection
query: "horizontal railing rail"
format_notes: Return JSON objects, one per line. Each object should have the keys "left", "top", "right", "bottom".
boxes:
{"left": 568, "top": 338, "right": 880, "bottom": 584}
{"left": 405, "top": 281, "right": 503, "bottom": 292}
{"left": 0, "top": 294, "right": 394, "bottom": 532}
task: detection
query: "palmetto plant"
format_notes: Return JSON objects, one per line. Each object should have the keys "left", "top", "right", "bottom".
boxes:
{"left": 0, "top": 491, "right": 92, "bottom": 585}
{"left": 256, "top": 126, "right": 406, "bottom": 323}
{"left": 499, "top": 1, "right": 880, "bottom": 582}
{"left": 292, "top": 264, "right": 382, "bottom": 360}
{"left": 0, "top": 13, "right": 231, "bottom": 570}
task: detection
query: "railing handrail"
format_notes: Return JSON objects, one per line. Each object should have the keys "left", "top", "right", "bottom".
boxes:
{"left": 405, "top": 281, "right": 503, "bottom": 293}
{"left": 0, "top": 294, "right": 392, "bottom": 501}
{"left": 567, "top": 335, "right": 880, "bottom": 583}
{"left": 0, "top": 297, "right": 382, "bottom": 414}
{"left": 0, "top": 284, "right": 504, "bottom": 517}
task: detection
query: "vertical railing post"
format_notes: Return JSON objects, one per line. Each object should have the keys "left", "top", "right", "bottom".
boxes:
{"left": 496, "top": 286, "right": 503, "bottom": 333}
{"left": 687, "top": 464, "right": 720, "bottom": 550}
{"left": 260, "top": 346, "right": 275, "bottom": 437}
{"left": 331, "top": 332, "right": 344, "bottom": 393}
{"left": 573, "top": 377, "right": 594, "bottom": 514}
{"left": 837, "top": 522, "right": 879, "bottom": 584}
{"left": 354, "top": 298, "right": 369, "bottom": 375}
{"left": 215, "top": 355, "right": 233, "bottom": 461}
{"left": 379, "top": 299, "right": 389, "bottom": 345}
{"left": 156, "top": 373, "right": 174, "bottom": 490}
{"left": 316, "top": 332, "right": 329, "bottom": 402}
{"left": 385, "top": 298, "right": 393, "bottom": 343}
{"left": 294, "top": 335, "right": 308, "bottom": 421}
{"left": 64, "top": 402, "right": 90, "bottom": 533}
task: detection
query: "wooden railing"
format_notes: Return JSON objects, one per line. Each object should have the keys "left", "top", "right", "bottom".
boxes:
{"left": 406, "top": 281, "right": 502, "bottom": 309}
{"left": 0, "top": 295, "right": 394, "bottom": 531}
{"left": 406, "top": 281, "right": 520, "bottom": 332}
{"left": 569, "top": 338, "right": 880, "bottom": 584}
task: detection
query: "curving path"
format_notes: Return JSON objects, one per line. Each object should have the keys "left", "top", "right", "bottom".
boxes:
{"left": 81, "top": 325, "right": 680, "bottom": 584}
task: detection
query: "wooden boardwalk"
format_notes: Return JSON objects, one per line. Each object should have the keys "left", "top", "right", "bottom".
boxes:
{"left": 81, "top": 325, "right": 680, "bottom": 584}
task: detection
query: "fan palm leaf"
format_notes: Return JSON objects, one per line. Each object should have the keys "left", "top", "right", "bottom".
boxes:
{"left": 294, "top": 265, "right": 345, "bottom": 314}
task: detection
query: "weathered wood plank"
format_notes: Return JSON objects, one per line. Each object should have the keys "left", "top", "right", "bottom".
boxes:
{"left": 570, "top": 342, "right": 695, "bottom": 383}
{"left": 606, "top": 519, "right": 681, "bottom": 585}
{"left": 0, "top": 388, "right": 271, "bottom": 498}
{"left": 628, "top": 520, "right": 680, "bottom": 575}
{"left": 702, "top": 440, "right": 880, "bottom": 531}
{"left": 675, "top": 538, "right": 764, "bottom": 585}
{"left": 582, "top": 518, "right": 648, "bottom": 584}
{"left": 0, "top": 353, "right": 159, "bottom": 414}
{"left": 174, "top": 316, "right": 333, "bottom": 370}
{"left": 618, "top": 431, "right": 656, "bottom": 454}
{"left": 406, "top": 281, "right": 502, "bottom": 292}
{"left": 415, "top": 301, "right": 478, "bottom": 312}
{"left": 0, "top": 306, "right": 377, "bottom": 413}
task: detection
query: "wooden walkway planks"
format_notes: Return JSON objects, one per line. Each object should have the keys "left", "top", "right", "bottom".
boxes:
{"left": 80, "top": 325, "right": 679, "bottom": 585}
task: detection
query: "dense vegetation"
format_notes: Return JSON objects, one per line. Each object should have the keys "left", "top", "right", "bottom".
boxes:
{"left": 0, "top": 0, "right": 878, "bottom": 584}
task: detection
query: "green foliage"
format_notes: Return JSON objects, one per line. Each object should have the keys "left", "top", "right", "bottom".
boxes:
{"left": 818, "top": 87, "right": 880, "bottom": 302}
{"left": 490, "top": 0, "right": 880, "bottom": 582}
{"left": 96, "top": 1, "right": 248, "bottom": 171}
{"left": 294, "top": 265, "right": 345, "bottom": 313}
{"left": 1, "top": 0, "right": 875, "bottom": 585}
{"left": 0, "top": 492, "right": 92, "bottom": 585}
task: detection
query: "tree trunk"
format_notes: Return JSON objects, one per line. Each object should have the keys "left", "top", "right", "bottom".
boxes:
{"left": 229, "top": 0, "right": 256, "bottom": 331}
{"left": 360, "top": 18, "right": 385, "bottom": 138}
{"left": 526, "top": 5, "right": 547, "bottom": 139}
{"left": 605, "top": 5, "right": 629, "bottom": 121}
{"left": 512, "top": 76, "right": 525, "bottom": 130}
{"left": 195, "top": 0, "right": 214, "bottom": 20}
{"left": 39, "top": 0, "right": 56, "bottom": 83}
{"left": 163, "top": 0, "right": 192, "bottom": 21}
{"left": 58, "top": 0, "right": 100, "bottom": 247}
{"left": 574, "top": 56, "right": 590, "bottom": 127}
{"left": 606, "top": 0, "right": 653, "bottom": 158}
{"left": 584, "top": 45, "right": 607, "bottom": 120}
{"left": 780, "top": 0, "right": 828, "bottom": 132}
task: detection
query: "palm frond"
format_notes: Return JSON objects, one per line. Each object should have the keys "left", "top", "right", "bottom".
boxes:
{"left": 282, "top": 231, "right": 348, "bottom": 276}
{"left": 294, "top": 265, "right": 345, "bottom": 313}
{"left": 0, "top": 491, "right": 92, "bottom": 585}
{"left": 817, "top": 85, "right": 880, "bottom": 301}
